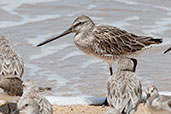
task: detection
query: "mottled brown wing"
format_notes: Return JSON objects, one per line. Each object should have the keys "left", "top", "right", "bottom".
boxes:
{"left": 159, "top": 95, "right": 171, "bottom": 111}
{"left": 92, "top": 25, "right": 145, "bottom": 55}
{"left": 0, "top": 36, "right": 24, "bottom": 77}
{"left": 0, "top": 76, "right": 23, "bottom": 96}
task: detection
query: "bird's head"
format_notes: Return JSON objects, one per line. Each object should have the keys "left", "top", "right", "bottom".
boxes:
{"left": 118, "top": 58, "right": 137, "bottom": 72}
{"left": 22, "top": 80, "right": 39, "bottom": 93}
{"left": 145, "top": 85, "right": 159, "bottom": 99}
{"left": 37, "top": 15, "right": 94, "bottom": 47}
{"left": 12, "top": 96, "right": 39, "bottom": 114}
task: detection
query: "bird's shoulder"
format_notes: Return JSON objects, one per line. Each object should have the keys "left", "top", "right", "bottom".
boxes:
{"left": 151, "top": 95, "right": 171, "bottom": 111}
{"left": 93, "top": 24, "right": 128, "bottom": 35}
{"left": 90, "top": 25, "right": 145, "bottom": 55}
{"left": 159, "top": 95, "right": 171, "bottom": 109}
{"left": 92, "top": 24, "right": 140, "bottom": 40}
{"left": 1, "top": 76, "right": 22, "bottom": 84}
{"left": 108, "top": 70, "right": 141, "bottom": 95}
{"left": 0, "top": 76, "right": 21, "bottom": 85}
{"left": 35, "top": 95, "right": 53, "bottom": 114}
{"left": 108, "top": 69, "right": 141, "bottom": 95}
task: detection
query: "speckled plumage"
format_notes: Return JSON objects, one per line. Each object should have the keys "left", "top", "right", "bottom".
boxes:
{"left": 146, "top": 85, "right": 171, "bottom": 114}
{"left": 37, "top": 15, "right": 162, "bottom": 75}
{"left": 16, "top": 80, "right": 53, "bottom": 114}
{"left": 0, "top": 35, "right": 24, "bottom": 78}
{"left": 107, "top": 58, "right": 142, "bottom": 114}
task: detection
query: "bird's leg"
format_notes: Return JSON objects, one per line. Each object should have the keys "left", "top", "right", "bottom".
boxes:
{"left": 102, "top": 65, "right": 113, "bottom": 106}
{"left": 109, "top": 67, "right": 113, "bottom": 75}
{"left": 7, "top": 101, "right": 11, "bottom": 113}
{"left": 130, "top": 58, "right": 137, "bottom": 72}
{"left": 101, "top": 98, "right": 109, "bottom": 106}
{"left": 101, "top": 66, "right": 112, "bottom": 106}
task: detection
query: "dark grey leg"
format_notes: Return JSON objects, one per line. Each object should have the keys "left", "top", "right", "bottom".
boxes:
{"left": 109, "top": 67, "right": 113, "bottom": 75}
{"left": 102, "top": 66, "right": 112, "bottom": 106}
{"left": 101, "top": 66, "right": 112, "bottom": 106}
{"left": 130, "top": 58, "right": 137, "bottom": 72}
{"left": 102, "top": 98, "right": 109, "bottom": 106}
{"left": 164, "top": 47, "right": 171, "bottom": 54}
{"left": 7, "top": 102, "right": 11, "bottom": 113}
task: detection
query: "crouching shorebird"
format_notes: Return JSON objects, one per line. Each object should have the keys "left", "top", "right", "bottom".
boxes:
{"left": 145, "top": 85, "right": 171, "bottom": 114}
{"left": 11, "top": 80, "right": 53, "bottom": 114}
{"left": 107, "top": 58, "right": 142, "bottom": 114}
{"left": 0, "top": 76, "right": 51, "bottom": 113}
{"left": 37, "top": 15, "right": 162, "bottom": 76}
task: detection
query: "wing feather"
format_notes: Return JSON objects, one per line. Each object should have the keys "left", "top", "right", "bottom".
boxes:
{"left": 107, "top": 70, "right": 142, "bottom": 113}
{"left": 0, "top": 35, "right": 24, "bottom": 78}
{"left": 92, "top": 25, "right": 145, "bottom": 56}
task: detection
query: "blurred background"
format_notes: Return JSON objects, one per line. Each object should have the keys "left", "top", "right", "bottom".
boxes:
{"left": 0, "top": 0, "right": 170, "bottom": 97}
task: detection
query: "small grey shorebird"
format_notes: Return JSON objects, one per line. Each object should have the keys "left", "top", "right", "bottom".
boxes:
{"left": 145, "top": 85, "right": 171, "bottom": 114}
{"left": 107, "top": 58, "right": 142, "bottom": 114}
{"left": 164, "top": 46, "right": 171, "bottom": 54}
{"left": 0, "top": 35, "right": 24, "bottom": 78}
{"left": 11, "top": 80, "right": 53, "bottom": 114}
{"left": 37, "top": 15, "right": 162, "bottom": 75}
{"left": 0, "top": 76, "right": 51, "bottom": 113}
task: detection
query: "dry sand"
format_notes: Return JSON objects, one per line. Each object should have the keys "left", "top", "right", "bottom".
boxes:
{"left": 0, "top": 103, "right": 150, "bottom": 114}
{"left": 52, "top": 104, "right": 151, "bottom": 114}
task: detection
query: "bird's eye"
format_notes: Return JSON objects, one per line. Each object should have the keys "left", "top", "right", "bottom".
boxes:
{"left": 151, "top": 89, "right": 154, "bottom": 92}
{"left": 25, "top": 104, "right": 28, "bottom": 107}
{"left": 22, "top": 84, "right": 25, "bottom": 87}
{"left": 74, "top": 22, "right": 84, "bottom": 27}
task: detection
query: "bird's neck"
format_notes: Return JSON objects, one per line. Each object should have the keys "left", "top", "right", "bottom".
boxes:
{"left": 147, "top": 93, "right": 159, "bottom": 106}
{"left": 76, "top": 24, "right": 95, "bottom": 34}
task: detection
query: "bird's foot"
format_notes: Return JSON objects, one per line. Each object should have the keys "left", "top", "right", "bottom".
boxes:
{"left": 101, "top": 98, "right": 109, "bottom": 106}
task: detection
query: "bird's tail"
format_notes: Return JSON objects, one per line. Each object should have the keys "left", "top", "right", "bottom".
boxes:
{"left": 39, "top": 87, "right": 52, "bottom": 92}
{"left": 137, "top": 37, "right": 163, "bottom": 46}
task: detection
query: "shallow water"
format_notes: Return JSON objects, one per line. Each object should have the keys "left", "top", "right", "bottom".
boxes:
{"left": 0, "top": 0, "right": 170, "bottom": 97}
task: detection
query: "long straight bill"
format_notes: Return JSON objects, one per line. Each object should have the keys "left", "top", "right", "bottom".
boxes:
{"left": 164, "top": 47, "right": 171, "bottom": 54}
{"left": 37, "top": 27, "right": 72, "bottom": 47}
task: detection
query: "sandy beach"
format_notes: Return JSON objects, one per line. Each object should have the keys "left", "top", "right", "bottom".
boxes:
{"left": 53, "top": 104, "right": 150, "bottom": 114}
{"left": 0, "top": 103, "right": 150, "bottom": 114}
